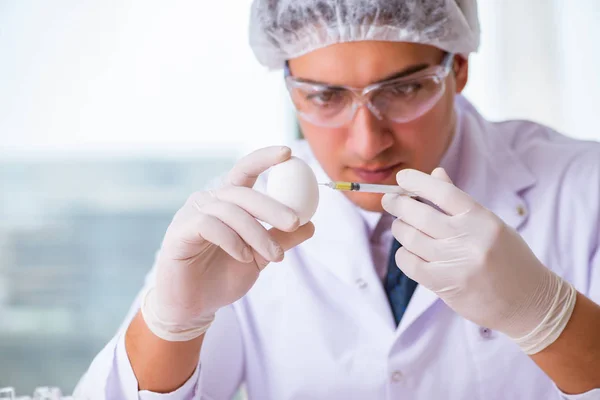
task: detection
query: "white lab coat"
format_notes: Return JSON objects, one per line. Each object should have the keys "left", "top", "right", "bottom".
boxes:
{"left": 75, "top": 96, "right": 600, "bottom": 400}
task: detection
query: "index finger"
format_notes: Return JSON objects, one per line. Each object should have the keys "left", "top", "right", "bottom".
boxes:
{"left": 227, "top": 146, "right": 291, "bottom": 188}
{"left": 395, "top": 169, "right": 475, "bottom": 216}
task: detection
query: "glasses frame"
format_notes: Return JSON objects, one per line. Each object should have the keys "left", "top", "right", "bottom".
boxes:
{"left": 284, "top": 52, "right": 455, "bottom": 127}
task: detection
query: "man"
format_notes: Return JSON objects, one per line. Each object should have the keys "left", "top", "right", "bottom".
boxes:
{"left": 75, "top": 1, "right": 600, "bottom": 399}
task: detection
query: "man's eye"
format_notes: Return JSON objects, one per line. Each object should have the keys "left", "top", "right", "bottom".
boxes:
{"left": 389, "top": 83, "right": 423, "bottom": 96}
{"left": 306, "top": 90, "right": 343, "bottom": 105}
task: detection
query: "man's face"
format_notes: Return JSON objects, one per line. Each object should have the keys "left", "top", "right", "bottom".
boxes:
{"left": 288, "top": 41, "right": 469, "bottom": 212}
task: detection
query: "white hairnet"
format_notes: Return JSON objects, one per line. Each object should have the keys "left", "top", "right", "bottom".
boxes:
{"left": 249, "top": 0, "right": 480, "bottom": 70}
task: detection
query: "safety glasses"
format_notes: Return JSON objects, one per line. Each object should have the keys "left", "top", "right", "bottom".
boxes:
{"left": 284, "top": 53, "right": 454, "bottom": 128}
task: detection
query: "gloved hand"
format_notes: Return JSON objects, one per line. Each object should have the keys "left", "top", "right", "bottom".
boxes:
{"left": 381, "top": 168, "right": 577, "bottom": 355}
{"left": 141, "top": 146, "right": 315, "bottom": 342}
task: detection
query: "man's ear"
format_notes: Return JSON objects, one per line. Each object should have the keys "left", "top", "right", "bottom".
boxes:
{"left": 453, "top": 55, "right": 469, "bottom": 94}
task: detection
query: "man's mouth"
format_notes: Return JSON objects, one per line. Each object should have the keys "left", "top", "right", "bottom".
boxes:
{"left": 350, "top": 163, "right": 403, "bottom": 183}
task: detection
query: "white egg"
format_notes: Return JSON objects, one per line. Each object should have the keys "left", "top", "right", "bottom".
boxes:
{"left": 266, "top": 156, "right": 319, "bottom": 226}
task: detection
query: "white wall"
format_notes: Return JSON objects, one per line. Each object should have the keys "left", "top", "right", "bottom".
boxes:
{"left": 0, "top": 0, "right": 295, "bottom": 159}
{"left": 464, "top": 0, "right": 600, "bottom": 141}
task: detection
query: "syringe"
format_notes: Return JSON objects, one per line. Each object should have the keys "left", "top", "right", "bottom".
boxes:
{"left": 320, "top": 181, "right": 417, "bottom": 196}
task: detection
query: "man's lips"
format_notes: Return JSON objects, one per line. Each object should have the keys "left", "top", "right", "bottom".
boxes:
{"left": 350, "top": 163, "right": 403, "bottom": 183}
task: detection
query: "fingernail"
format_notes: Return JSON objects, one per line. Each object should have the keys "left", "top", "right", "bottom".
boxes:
{"left": 280, "top": 146, "right": 291, "bottom": 155}
{"left": 396, "top": 169, "right": 411, "bottom": 184}
{"left": 287, "top": 213, "right": 300, "bottom": 231}
{"left": 395, "top": 170, "right": 404, "bottom": 182}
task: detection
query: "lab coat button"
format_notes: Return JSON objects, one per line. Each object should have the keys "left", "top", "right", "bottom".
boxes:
{"left": 516, "top": 205, "right": 527, "bottom": 216}
{"left": 391, "top": 371, "right": 403, "bottom": 383}
{"left": 479, "top": 327, "right": 493, "bottom": 339}
{"left": 355, "top": 278, "right": 368, "bottom": 289}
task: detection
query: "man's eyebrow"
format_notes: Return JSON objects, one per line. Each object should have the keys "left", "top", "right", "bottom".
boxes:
{"left": 286, "top": 62, "right": 431, "bottom": 86}
{"left": 375, "top": 63, "right": 430, "bottom": 83}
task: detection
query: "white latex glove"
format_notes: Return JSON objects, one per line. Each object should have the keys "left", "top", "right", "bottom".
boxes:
{"left": 141, "top": 146, "right": 315, "bottom": 341}
{"left": 381, "top": 168, "right": 577, "bottom": 355}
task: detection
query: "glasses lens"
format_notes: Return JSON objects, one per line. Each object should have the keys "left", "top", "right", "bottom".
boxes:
{"left": 371, "top": 75, "right": 446, "bottom": 123}
{"left": 287, "top": 84, "right": 354, "bottom": 127}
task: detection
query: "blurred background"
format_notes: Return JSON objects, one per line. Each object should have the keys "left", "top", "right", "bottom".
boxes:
{"left": 0, "top": 0, "right": 599, "bottom": 395}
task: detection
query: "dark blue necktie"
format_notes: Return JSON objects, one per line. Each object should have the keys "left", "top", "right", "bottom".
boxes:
{"left": 384, "top": 239, "right": 418, "bottom": 326}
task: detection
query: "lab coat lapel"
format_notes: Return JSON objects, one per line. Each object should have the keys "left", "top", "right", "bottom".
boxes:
{"left": 304, "top": 180, "right": 369, "bottom": 287}
{"left": 453, "top": 99, "right": 536, "bottom": 231}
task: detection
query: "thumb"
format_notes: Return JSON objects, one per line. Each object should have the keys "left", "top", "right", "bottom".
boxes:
{"left": 254, "top": 222, "right": 316, "bottom": 270}
{"left": 270, "top": 221, "right": 315, "bottom": 252}
{"left": 431, "top": 167, "right": 453, "bottom": 184}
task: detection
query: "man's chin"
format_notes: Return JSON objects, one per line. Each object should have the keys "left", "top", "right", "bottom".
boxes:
{"left": 343, "top": 191, "right": 385, "bottom": 213}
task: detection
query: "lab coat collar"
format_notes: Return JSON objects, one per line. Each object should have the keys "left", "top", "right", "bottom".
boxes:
{"left": 357, "top": 207, "right": 383, "bottom": 236}
{"left": 448, "top": 96, "right": 537, "bottom": 229}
